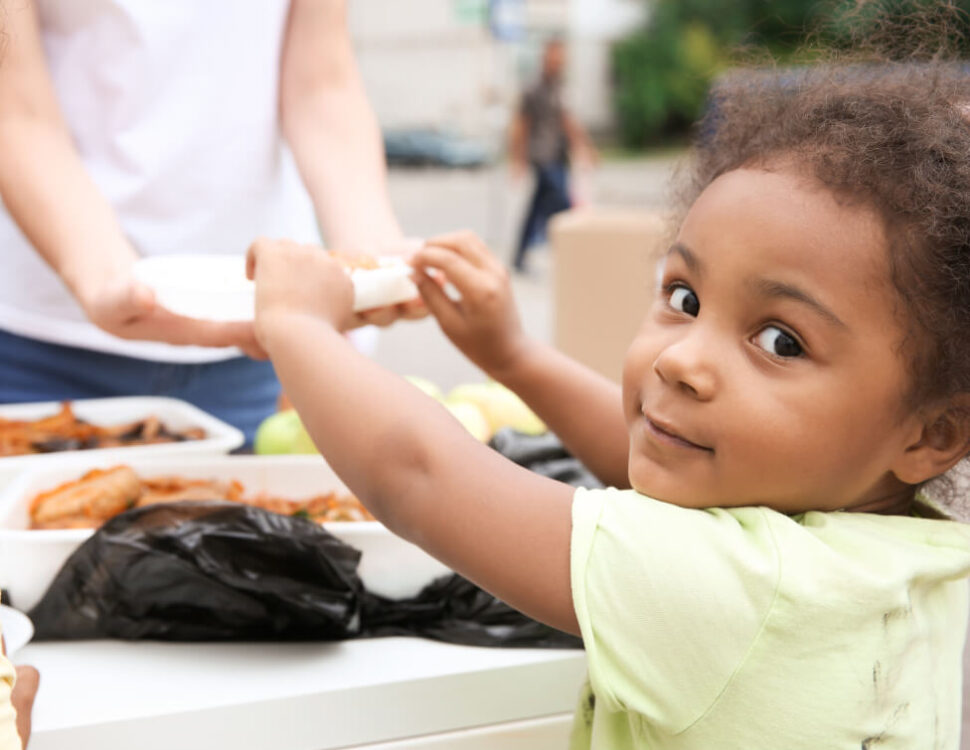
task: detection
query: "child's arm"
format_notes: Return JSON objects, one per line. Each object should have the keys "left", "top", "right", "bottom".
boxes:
{"left": 411, "top": 232, "right": 631, "bottom": 489}
{"left": 248, "top": 239, "right": 579, "bottom": 635}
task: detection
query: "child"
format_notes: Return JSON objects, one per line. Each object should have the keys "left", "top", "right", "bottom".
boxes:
{"left": 247, "top": 59, "right": 970, "bottom": 748}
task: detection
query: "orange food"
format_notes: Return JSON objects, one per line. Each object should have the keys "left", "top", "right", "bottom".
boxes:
{"left": 0, "top": 402, "right": 205, "bottom": 457}
{"left": 327, "top": 250, "right": 381, "bottom": 271}
{"left": 28, "top": 466, "right": 373, "bottom": 529}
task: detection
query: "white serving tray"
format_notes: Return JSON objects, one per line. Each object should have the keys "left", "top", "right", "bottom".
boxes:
{"left": 0, "top": 455, "right": 450, "bottom": 611}
{"left": 0, "top": 397, "right": 245, "bottom": 476}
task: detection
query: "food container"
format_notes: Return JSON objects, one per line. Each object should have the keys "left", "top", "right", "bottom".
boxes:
{"left": 0, "top": 396, "right": 246, "bottom": 491}
{"left": 0, "top": 455, "right": 451, "bottom": 610}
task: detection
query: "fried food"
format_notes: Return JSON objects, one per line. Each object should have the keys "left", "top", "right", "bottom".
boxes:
{"left": 28, "top": 466, "right": 373, "bottom": 529}
{"left": 327, "top": 250, "right": 381, "bottom": 271}
{"left": 29, "top": 466, "right": 142, "bottom": 527}
{"left": 0, "top": 403, "right": 205, "bottom": 457}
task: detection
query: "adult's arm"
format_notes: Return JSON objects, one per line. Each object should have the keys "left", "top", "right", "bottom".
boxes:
{"left": 280, "top": 0, "right": 402, "bottom": 252}
{"left": 0, "top": 1, "right": 262, "bottom": 354}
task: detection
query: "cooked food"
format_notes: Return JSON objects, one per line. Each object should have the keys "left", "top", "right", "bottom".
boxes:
{"left": 28, "top": 466, "right": 373, "bottom": 529}
{"left": 327, "top": 250, "right": 381, "bottom": 271}
{"left": 0, "top": 402, "right": 205, "bottom": 457}
{"left": 30, "top": 466, "right": 142, "bottom": 528}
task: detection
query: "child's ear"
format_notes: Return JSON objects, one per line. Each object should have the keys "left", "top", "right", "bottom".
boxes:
{"left": 891, "top": 403, "right": 970, "bottom": 485}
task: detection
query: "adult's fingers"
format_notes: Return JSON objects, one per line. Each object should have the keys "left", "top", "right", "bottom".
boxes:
{"left": 354, "top": 306, "right": 399, "bottom": 328}
{"left": 397, "top": 298, "right": 429, "bottom": 321}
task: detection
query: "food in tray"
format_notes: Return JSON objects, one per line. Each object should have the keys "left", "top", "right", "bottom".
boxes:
{"left": 327, "top": 250, "right": 381, "bottom": 271}
{"left": 28, "top": 465, "right": 374, "bottom": 529}
{"left": 0, "top": 402, "right": 205, "bottom": 457}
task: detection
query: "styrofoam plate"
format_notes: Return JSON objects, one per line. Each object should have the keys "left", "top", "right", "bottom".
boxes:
{"left": 0, "top": 605, "right": 32, "bottom": 655}
{"left": 133, "top": 254, "right": 419, "bottom": 321}
{"left": 0, "top": 455, "right": 451, "bottom": 610}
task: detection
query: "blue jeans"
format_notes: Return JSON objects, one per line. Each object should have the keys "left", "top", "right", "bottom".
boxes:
{"left": 0, "top": 328, "right": 280, "bottom": 445}
{"left": 514, "top": 161, "right": 572, "bottom": 270}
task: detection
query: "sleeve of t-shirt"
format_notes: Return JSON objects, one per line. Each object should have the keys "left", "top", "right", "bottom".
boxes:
{"left": 571, "top": 487, "right": 782, "bottom": 735}
{"left": 0, "top": 649, "right": 20, "bottom": 750}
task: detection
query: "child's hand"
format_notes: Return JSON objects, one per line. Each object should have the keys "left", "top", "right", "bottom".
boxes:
{"left": 246, "top": 238, "right": 355, "bottom": 346}
{"left": 411, "top": 231, "right": 528, "bottom": 376}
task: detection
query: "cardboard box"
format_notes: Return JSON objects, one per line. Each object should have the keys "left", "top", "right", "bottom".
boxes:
{"left": 550, "top": 208, "right": 669, "bottom": 382}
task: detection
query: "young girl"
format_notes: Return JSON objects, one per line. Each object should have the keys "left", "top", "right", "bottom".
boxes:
{"left": 247, "top": 60, "right": 970, "bottom": 748}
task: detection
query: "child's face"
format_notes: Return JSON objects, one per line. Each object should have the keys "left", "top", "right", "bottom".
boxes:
{"left": 623, "top": 167, "right": 922, "bottom": 513}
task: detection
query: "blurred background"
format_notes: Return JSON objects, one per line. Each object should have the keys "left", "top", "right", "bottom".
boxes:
{"left": 364, "top": 0, "right": 970, "bottom": 387}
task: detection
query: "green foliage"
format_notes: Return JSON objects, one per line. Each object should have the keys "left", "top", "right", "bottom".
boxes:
{"left": 611, "top": 0, "right": 970, "bottom": 147}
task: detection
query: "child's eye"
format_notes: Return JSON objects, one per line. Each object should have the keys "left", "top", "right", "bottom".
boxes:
{"left": 667, "top": 285, "right": 700, "bottom": 317}
{"left": 753, "top": 326, "right": 803, "bottom": 358}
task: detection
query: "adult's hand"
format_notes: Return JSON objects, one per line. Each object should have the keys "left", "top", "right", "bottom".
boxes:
{"left": 77, "top": 269, "right": 267, "bottom": 359}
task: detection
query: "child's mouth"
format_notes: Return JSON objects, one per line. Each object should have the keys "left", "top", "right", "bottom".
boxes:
{"left": 644, "top": 414, "right": 713, "bottom": 453}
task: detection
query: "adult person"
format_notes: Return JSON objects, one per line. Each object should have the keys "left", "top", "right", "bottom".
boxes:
{"left": 0, "top": 0, "right": 418, "bottom": 443}
{"left": 508, "top": 37, "right": 597, "bottom": 273}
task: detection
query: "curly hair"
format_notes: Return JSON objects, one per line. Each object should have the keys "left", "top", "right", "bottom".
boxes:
{"left": 678, "top": 61, "right": 970, "bottom": 408}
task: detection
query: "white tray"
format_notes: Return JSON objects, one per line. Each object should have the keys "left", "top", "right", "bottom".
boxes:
{"left": 0, "top": 397, "right": 244, "bottom": 474}
{"left": 0, "top": 455, "right": 450, "bottom": 610}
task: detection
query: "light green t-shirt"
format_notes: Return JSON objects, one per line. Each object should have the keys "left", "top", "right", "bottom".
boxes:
{"left": 569, "top": 487, "right": 970, "bottom": 750}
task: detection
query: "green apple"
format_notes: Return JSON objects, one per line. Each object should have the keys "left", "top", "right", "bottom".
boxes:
{"left": 254, "top": 409, "right": 319, "bottom": 455}
{"left": 404, "top": 375, "right": 445, "bottom": 401}
{"left": 447, "top": 382, "right": 546, "bottom": 436}
{"left": 444, "top": 400, "right": 491, "bottom": 442}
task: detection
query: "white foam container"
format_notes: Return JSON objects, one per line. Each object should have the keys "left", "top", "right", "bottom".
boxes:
{"left": 0, "top": 455, "right": 451, "bottom": 611}
{"left": 0, "top": 397, "right": 245, "bottom": 493}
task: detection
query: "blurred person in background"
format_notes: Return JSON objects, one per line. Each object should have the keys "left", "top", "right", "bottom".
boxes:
{"left": 0, "top": 0, "right": 418, "bottom": 443}
{"left": 509, "top": 37, "right": 597, "bottom": 273}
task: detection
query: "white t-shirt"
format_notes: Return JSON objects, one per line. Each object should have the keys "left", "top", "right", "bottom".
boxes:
{"left": 0, "top": 0, "right": 320, "bottom": 363}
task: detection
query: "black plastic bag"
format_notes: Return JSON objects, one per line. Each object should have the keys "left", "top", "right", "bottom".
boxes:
{"left": 29, "top": 502, "right": 363, "bottom": 641}
{"left": 489, "top": 428, "right": 604, "bottom": 489}
{"left": 28, "top": 502, "right": 581, "bottom": 649}
{"left": 28, "top": 431, "right": 592, "bottom": 647}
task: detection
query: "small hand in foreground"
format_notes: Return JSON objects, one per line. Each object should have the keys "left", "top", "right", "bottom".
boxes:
{"left": 246, "top": 238, "right": 355, "bottom": 349}
{"left": 3, "top": 635, "right": 38, "bottom": 749}
{"left": 77, "top": 268, "right": 266, "bottom": 359}
{"left": 410, "top": 231, "right": 528, "bottom": 377}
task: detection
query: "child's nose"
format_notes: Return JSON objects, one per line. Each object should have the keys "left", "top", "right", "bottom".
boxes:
{"left": 652, "top": 333, "right": 718, "bottom": 401}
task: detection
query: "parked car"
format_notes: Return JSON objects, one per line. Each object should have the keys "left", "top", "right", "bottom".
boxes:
{"left": 383, "top": 129, "right": 493, "bottom": 168}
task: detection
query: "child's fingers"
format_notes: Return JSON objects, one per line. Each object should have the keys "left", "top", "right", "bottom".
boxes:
{"left": 424, "top": 230, "right": 493, "bottom": 269}
{"left": 413, "top": 270, "right": 464, "bottom": 331}
{"left": 413, "top": 244, "right": 486, "bottom": 295}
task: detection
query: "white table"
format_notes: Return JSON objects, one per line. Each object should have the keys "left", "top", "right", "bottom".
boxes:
{"left": 13, "top": 637, "right": 587, "bottom": 750}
